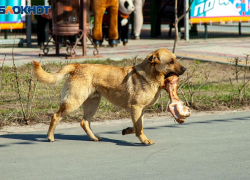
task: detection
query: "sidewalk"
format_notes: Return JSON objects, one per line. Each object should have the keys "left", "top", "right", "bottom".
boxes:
{"left": 0, "top": 35, "right": 249, "bottom": 66}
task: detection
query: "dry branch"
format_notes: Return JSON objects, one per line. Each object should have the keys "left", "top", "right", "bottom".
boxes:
{"left": 12, "top": 36, "right": 27, "bottom": 123}
{"left": 173, "top": 0, "right": 194, "bottom": 53}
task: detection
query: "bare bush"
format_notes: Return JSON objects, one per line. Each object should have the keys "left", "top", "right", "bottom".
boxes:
{"left": 178, "top": 60, "right": 211, "bottom": 107}
{"left": 10, "top": 39, "right": 40, "bottom": 124}
{"left": 229, "top": 55, "right": 250, "bottom": 103}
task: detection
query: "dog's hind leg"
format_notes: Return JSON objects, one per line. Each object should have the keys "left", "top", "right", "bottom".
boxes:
{"left": 122, "top": 127, "right": 135, "bottom": 135}
{"left": 80, "top": 95, "right": 102, "bottom": 141}
{"left": 47, "top": 100, "right": 82, "bottom": 142}
{"left": 47, "top": 78, "right": 93, "bottom": 142}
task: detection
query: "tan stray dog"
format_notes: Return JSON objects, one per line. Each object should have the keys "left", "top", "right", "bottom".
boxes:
{"left": 33, "top": 49, "right": 186, "bottom": 145}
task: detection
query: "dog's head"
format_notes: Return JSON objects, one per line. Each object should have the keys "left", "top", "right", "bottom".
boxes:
{"left": 147, "top": 49, "right": 186, "bottom": 78}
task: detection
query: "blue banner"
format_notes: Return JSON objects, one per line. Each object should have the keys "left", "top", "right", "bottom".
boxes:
{"left": 190, "top": 0, "right": 250, "bottom": 23}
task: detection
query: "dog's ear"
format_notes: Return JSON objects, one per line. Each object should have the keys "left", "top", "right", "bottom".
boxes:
{"left": 149, "top": 55, "right": 153, "bottom": 62}
{"left": 148, "top": 53, "right": 161, "bottom": 64}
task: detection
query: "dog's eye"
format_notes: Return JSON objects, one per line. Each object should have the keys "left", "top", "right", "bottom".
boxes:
{"left": 169, "top": 60, "right": 174, "bottom": 64}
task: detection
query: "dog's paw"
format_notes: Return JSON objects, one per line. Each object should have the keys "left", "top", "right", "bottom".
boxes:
{"left": 142, "top": 139, "right": 155, "bottom": 145}
{"left": 47, "top": 133, "right": 55, "bottom": 142}
{"left": 47, "top": 137, "right": 54, "bottom": 142}
{"left": 91, "top": 136, "right": 102, "bottom": 141}
{"left": 122, "top": 127, "right": 135, "bottom": 135}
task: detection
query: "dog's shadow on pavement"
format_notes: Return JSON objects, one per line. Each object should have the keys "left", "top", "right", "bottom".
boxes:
{"left": 1, "top": 115, "right": 250, "bottom": 148}
{"left": 0, "top": 133, "right": 144, "bottom": 147}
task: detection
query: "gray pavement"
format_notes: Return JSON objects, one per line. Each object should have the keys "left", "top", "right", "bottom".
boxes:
{"left": 1, "top": 111, "right": 250, "bottom": 180}
{"left": 0, "top": 36, "right": 250, "bottom": 66}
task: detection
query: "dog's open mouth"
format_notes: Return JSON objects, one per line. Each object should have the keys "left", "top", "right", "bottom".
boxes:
{"left": 164, "top": 74, "right": 191, "bottom": 123}
{"left": 164, "top": 73, "right": 176, "bottom": 79}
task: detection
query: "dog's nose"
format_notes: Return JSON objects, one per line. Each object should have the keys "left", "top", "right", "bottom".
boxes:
{"left": 182, "top": 67, "right": 186, "bottom": 72}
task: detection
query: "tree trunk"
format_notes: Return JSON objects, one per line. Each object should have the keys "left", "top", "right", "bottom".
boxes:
{"left": 172, "top": 0, "right": 178, "bottom": 53}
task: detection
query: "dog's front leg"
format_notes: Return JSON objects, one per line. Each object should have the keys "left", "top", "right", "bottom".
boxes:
{"left": 130, "top": 106, "right": 155, "bottom": 145}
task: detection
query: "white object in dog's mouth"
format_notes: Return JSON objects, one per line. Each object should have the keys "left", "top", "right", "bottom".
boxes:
{"left": 164, "top": 74, "right": 191, "bottom": 123}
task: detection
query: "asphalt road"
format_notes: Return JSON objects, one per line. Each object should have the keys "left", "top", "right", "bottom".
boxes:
{"left": 1, "top": 111, "right": 250, "bottom": 180}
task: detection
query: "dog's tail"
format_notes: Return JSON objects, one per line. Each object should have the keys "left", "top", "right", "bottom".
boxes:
{"left": 32, "top": 61, "right": 78, "bottom": 85}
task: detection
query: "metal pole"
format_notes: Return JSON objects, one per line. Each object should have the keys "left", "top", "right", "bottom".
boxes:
{"left": 204, "top": 23, "right": 207, "bottom": 39}
{"left": 238, "top": 22, "right": 242, "bottom": 36}
{"left": 26, "top": 0, "right": 32, "bottom": 47}
{"left": 44, "top": 0, "right": 48, "bottom": 6}
{"left": 184, "top": 0, "right": 189, "bottom": 41}
{"left": 4, "top": 30, "right": 8, "bottom": 39}
{"left": 82, "top": 0, "right": 87, "bottom": 56}
{"left": 55, "top": 35, "right": 59, "bottom": 55}
{"left": 44, "top": 0, "right": 49, "bottom": 42}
